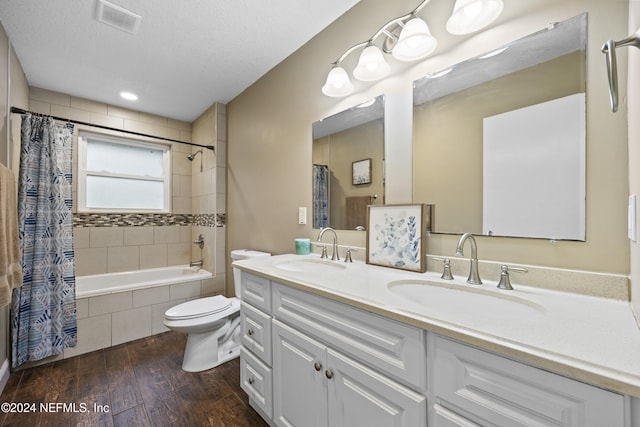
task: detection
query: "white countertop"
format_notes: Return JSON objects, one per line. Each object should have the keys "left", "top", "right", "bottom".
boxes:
{"left": 233, "top": 253, "right": 640, "bottom": 398}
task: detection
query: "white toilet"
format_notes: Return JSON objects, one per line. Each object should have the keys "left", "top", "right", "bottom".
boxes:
{"left": 163, "top": 249, "right": 270, "bottom": 372}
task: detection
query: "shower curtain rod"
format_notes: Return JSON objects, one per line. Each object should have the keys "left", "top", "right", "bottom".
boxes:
{"left": 10, "top": 106, "right": 215, "bottom": 152}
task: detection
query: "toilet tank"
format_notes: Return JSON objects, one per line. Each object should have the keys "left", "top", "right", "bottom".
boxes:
{"left": 230, "top": 249, "right": 271, "bottom": 298}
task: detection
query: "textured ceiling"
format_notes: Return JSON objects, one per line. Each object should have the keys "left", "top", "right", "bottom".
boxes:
{"left": 0, "top": 0, "right": 360, "bottom": 122}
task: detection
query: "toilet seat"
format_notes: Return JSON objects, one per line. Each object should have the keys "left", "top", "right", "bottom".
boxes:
{"left": 165, "top": 295, "right": 232, "bottom": 320}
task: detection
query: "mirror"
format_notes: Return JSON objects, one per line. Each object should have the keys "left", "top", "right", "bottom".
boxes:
{"left": 413, "top": 13, "right": 587, "bottom": 240}
{"left": 312, "top": 95, "right": 385, "bottom": 230}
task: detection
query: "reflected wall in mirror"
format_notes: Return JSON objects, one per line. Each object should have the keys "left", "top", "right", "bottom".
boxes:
{"left": 313, "top": 96, "right": 384, "bottom": 230}
{"left": 413, "top": 13, "right": 587, "bottom": 241}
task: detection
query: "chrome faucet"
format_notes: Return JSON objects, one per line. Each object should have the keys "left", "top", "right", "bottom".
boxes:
{"left": 455, "top": 233, "right": 482, "bottom": 285}
{"left": 189, "top": 260, "right": 203, "bottom": 268}
{"left": 317, "top": 227, "right": 340, "bottom": 261}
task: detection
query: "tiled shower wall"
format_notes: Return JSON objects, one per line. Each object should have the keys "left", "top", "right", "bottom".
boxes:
{"left": 27, "top": 88, "right": 227, "bottom": 294}
{"left": 18, "top": 89, "right": 229, "bottom": 360}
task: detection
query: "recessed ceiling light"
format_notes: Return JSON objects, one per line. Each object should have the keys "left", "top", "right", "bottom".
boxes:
{"left": 120, "top": 91, "right": 138, "bottom": 101}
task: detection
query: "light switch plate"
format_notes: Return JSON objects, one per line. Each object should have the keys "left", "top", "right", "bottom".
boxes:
{"left": 298, "top": 207, "right": 307, "bottom": 225}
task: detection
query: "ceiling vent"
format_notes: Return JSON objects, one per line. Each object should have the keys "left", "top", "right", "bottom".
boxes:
{"left": 96, "top": 0, "right": 142, "bottom": 34}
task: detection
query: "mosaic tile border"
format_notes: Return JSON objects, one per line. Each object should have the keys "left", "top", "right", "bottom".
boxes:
{"left": 74, "top": 213, "right": 226, "bottom": 227}
{"left": 192, "top": 213, "right": 226, "bottom": 227}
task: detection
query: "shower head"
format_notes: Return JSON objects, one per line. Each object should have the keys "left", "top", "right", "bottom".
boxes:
{"left": 187, "top": 150, "right": 203, "bottom": 161}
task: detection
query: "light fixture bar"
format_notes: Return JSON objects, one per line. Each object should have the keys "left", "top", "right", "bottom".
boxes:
{"left": 333, "top": 0, "right": 433, "bottom": 65}
{"left": 322, "top": 0, "right": 504, "bottom": 97}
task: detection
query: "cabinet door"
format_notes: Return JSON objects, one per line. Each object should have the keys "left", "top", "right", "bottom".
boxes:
{"left": 273, "top": 320, "right": 328, "bottom": 427}
{"left": 432, "top": 336, "right": 625, "bottom": 427}
{"left": 327, "top": 348, "right": 427, "bottom": 427}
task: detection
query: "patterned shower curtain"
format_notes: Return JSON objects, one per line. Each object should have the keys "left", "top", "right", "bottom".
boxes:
{"left": 313, "top": 164, "right": 329, "bottom": 228}
{"left": 11, "top": 114, "right": 77, "bottom": 368}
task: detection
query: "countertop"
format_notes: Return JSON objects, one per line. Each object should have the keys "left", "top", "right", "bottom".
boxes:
{"left": 233, "top": 253, "right": 640, "bottom": 398}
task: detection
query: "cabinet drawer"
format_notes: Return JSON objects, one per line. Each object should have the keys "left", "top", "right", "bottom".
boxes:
{"left": 240, "top": 348, "right": 273, "bottom": 419}
{"left": 241, "top": 301, "right": 272, "bottom": 365}
{"left": 432, "top": 336, "right": 625, "bottom": 427}
{"left": 241, "top": 272, "right": 271, "bottom": 312}
{"left": 272, "top": 281, "right": 427, "bottom": 391}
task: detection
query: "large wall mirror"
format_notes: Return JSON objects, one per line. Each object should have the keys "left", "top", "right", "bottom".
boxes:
{"left": 413, "top": 13, "right": 587, "bottom": 241}
{"left": 312, "top": 95, "right": 384, "bottom": 230}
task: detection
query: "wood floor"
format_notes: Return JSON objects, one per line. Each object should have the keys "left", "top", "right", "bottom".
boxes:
{"left": 0, "top": 332, "right": 269, "bottom": 427}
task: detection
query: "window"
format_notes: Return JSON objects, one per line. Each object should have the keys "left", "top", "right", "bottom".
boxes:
{"left": 78, "top": 132, "right": 171, "bottom": 212}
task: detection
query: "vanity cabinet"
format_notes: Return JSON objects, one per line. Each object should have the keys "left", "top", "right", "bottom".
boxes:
{"left": 430, "top": 336, "right": 625, "bottom": 427}
{"left": 237, "top": 268, "right": 632, "bottom": 427}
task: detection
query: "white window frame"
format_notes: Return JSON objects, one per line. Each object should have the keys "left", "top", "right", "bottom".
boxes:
{"left": 78, "top": 132, "right": 172, "bottom": 213}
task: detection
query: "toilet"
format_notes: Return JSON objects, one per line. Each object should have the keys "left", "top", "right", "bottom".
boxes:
{"left": 164, "top": 249, "right": 270, "bottom": 372}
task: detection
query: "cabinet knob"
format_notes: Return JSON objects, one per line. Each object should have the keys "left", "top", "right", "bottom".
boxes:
{"left": 247, "top": 328, "right": 254, "bottom": 336}
{"left": 248, "top": 377, "right": 254, "bottom": 385}
{"left": 325, "top": 369, "right": 334, "bottom": 379}
{"left": 314, "top": 361, "right": 322, "bottom": 372}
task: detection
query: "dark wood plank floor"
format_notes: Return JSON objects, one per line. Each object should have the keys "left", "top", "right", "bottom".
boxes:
{"left": 0, "top": 331, "right": 269, "bottom": 427}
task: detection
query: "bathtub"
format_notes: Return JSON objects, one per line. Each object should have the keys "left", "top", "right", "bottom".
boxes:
{"left": 76, "top": 265, "right": 213, "bottom": 298}
{"left": 62, "top": 265, "right": 216, "bottom": 360}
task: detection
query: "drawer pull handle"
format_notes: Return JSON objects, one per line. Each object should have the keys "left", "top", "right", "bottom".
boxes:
{"left": 248, "top": 377, "right": 254, "bottom": 385}
{"left": 325, "top": 369, "right": 334, "bottom": 379}
{"left": 247, "top": 329, "right": 254, "bottom": 336}
{"left": 314, "top": 362, "right": 322, "bottom": 372}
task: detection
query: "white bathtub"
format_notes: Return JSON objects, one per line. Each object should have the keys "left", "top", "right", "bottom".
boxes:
{"left": 76, "top": 265, "right": 213, "bottom": 298}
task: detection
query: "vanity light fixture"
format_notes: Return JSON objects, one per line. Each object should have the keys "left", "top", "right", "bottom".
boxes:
{"left": 392, "top": 16, "right": 437, "bottom": 61}
{"left": 322, "top": 0, "right": 505, "bottom": 97}
{"left": 322, "top": 65, "right": 355, "bottom": 97}
{"left": 446, "top": 0, "right": 504, "bottom": 35}
{"left": 353, "top": 44, "right": 391, "bottom": 81}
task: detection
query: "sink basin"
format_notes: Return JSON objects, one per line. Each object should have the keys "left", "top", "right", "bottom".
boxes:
{"left": 387, "top": 279, "right": 544, "bottom": 317}
{"left": 274, "top": 258, "right": 347, "bottom": 274}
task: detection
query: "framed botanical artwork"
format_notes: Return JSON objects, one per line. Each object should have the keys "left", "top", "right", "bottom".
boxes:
{"left": 366, "top": 204, "right": 428, "bottom": 272}
{"left": 352, "top": 158, "right": 371, "bottom": 185}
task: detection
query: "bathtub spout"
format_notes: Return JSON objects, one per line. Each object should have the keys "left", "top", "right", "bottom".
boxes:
{"left": 189, "top": 260, "right": 203, "bottom": 269}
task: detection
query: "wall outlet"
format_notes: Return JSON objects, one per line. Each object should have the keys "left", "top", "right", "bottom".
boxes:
{"left": 298, "top": 207, "right": 307, "bottom": 225}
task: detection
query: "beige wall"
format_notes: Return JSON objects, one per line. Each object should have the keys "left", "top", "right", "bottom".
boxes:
{"left": 629, "top": 1, "right": 640, "bottom": 316}
{"left": 228, "top": 0, "right": 631, "bottom": 289}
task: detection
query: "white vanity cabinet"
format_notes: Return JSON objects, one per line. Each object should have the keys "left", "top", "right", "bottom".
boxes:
{"left": 430, "top": 336, "right": 626, "bottom": 427}
{"left": 239, "top": 272, "right": 274, "bottom": 419}
{"left": 236, "top": 266, "right": 634, "bottom": 427}
{"left": 272, "top": 319, "right": 426, "bottom": 427}
{"left": 271, "top": 281, "right": 429, "bottom": 426}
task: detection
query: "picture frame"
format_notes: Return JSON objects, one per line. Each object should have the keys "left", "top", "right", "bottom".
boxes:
{"left": 352, "top": 158, "right": 371, "bottom": 185}
{"left": 366, "top": 204, "right": 428, "bottom": 272}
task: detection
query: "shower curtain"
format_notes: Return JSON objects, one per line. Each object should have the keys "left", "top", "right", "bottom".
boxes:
{"left": 313, "top": 164, "right": 329, "bottom": 228}
{"left": 11, "top": 114, "right": 77, "bottom": 368}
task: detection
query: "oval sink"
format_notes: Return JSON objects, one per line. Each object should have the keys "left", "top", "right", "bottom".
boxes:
{"left": 275, "top": 258, "right": 347, "bottom": 274}
{"left": 387, "top": 279, "right": 545, "bottom": 317}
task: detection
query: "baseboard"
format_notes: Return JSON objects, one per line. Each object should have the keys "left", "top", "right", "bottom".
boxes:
{"left": 0, "top": 358, "right": 10, "bottom": 394}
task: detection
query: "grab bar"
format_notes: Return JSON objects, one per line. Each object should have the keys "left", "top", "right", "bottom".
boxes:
{"left": 601, "top": 29, "right": 640, "bottom": 112}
